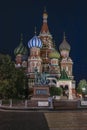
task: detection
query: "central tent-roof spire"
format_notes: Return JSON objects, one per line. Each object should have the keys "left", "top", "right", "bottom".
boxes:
{"left": 40, "top": 7, "right": 49, "bottom": 33}
{"left": 43, "top": 6, "right": 47, "bottom": 23}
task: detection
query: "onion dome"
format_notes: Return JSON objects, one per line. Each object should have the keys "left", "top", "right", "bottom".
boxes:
{"left": 49, "top": 50, "right": 60, "bottom": 59}
{"left": 59, "top": 32, "right": 71, "bottom": 51}
{"left": 14, "top": 34, "right": 24, "bottom": 55}
{"left": 28, "top": 34, "right": 42, "bottom": 48}
{"left": 14, "top": 34, "right": 28, "bottom": 56}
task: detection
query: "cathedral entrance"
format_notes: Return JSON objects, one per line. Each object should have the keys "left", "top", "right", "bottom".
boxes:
{"left": 60, "top": 85, "right": 69, "bottom": 99}
{"left": 57, "top": 80, "right": 73, "bottom": 100}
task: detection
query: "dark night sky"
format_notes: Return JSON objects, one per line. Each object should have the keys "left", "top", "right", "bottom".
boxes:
{"left": 0, "top": 0, "right": 87, "bottom": 83}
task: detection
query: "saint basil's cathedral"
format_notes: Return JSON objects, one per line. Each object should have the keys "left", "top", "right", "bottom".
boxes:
{"left": 14, "top": 9, "right": 76, "bottom": 100}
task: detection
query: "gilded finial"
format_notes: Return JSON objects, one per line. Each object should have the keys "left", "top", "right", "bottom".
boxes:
{"left": 63, "top": 32, "right": 66, "bottom": 40}
{"left": 44, "top": 6, "right": 46, "bottom": 13}
{"left": 34, "top": 26, "right": 37, "bottom": 35}
{"left": 20, "top": 33, "right": 23, "bottom": 42}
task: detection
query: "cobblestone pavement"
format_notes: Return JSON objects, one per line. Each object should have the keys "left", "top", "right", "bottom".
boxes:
{"left": 44, "top": 110, "right": 87, "bottom": 130}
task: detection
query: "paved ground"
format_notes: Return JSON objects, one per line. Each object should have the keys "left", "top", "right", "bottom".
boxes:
{"left": 45, "top": 110, "right": 87, "bottom": 130}
{"left": 0, "top": 111, "right": 49, "bottom": 130}
{"left": 0, "top": 110, "right": 87, "bottom": 130}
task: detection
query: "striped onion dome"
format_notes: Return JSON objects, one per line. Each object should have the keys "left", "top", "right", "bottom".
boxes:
{"left": 28, "top": 35, "right": 42, "bottom": 48}
{"left": 59, "top": 33, "right": 71, "bottom": 51}
{"left": 14, "top": 43, "right": 28, "bottom": 56}
{"left": 49, "top": 50, "right": 60, "bottom": 59}
{"left": 14, "top": 34, "right": 28, "bottom": 56}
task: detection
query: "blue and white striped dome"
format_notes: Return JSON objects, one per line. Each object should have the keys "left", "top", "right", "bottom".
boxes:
{"left": 28, "top": 35, "right": 42, "bottom": 48}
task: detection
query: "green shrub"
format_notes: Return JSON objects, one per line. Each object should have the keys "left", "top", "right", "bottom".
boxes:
{"left": 49, "top": 87, "right": 62, "bottom": 96}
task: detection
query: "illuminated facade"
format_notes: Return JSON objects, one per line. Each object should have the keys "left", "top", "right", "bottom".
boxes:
{"left": 14, "top": 10, "right": 76, "bottom": 99}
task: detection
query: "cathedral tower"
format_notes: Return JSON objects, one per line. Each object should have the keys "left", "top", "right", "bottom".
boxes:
{"left": 49, "top": 49, "right": 60, "bottom": 75}
{"left": 28, "top": 32, "right": 42, "bottom": 78}
{"left": 39, "top": 9, "right": 54, "bottom": 73}
{"left": 59, "top": 33, "right": 73, "bottom": 79}
{"left": 14, "top": 34, "right": 28, "bottom": 68}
